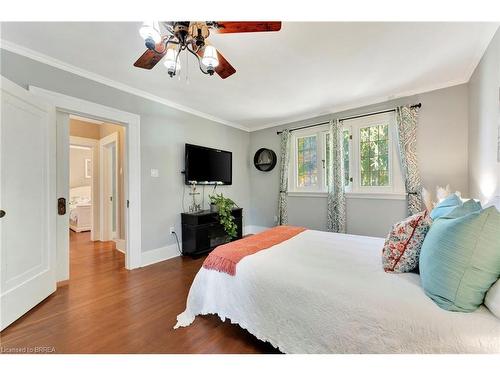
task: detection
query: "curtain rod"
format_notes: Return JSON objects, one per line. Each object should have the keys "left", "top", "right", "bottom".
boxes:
{"left": 276, "top": 103, "right": 422, "bottom": 135}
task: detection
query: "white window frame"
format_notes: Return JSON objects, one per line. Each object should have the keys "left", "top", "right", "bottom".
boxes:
{"left": 288, "top": 112, "right": 405, "bottom": 199}
{"left": 289, "top": 125, "right": 328, "bottom": 194}
{"left": 343, "top": 112, "right": 405, "bottom": 197}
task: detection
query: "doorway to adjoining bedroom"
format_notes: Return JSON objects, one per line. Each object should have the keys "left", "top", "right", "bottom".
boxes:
{"left": 68, "top": 115, "right": 127, "bottom": 271}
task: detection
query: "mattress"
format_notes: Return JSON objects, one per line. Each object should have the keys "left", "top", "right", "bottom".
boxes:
{"left": 175, "top": 229, "right": 500, "bottom": 353}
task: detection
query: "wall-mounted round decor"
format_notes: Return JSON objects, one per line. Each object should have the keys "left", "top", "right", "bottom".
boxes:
{"left": 253, "top": 148, "right": 277, "bottom": 172}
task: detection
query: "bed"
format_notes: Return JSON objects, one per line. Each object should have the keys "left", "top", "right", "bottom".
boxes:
{"left": 175, "top": 229, "right": 500, "bottom": 353}
{"left": 69, "top": 186, "right": 92, "bottom": 232}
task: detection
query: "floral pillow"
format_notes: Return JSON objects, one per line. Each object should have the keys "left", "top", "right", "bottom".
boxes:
{"left": 382, "top": 211, "right": 432, "bottom": 273}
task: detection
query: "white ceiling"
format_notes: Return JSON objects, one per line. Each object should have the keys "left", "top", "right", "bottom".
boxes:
{"left": 1, "top": 22, "right": 498, "bottom": 131}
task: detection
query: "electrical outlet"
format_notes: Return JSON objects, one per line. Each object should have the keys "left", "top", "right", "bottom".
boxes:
{"left": 273, "top": 215, "right": 278, "bottom": 223}
{"left": 169, "top": 226, "right": 175, "bottom": 234}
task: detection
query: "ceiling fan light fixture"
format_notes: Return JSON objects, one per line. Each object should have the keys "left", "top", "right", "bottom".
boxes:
{"left": 139, "top": 21, "right": 161, "bottom": 44}
{"left": 201, "top": 45, "right": 219, "bottom": 71}
{"left": 134, "top": 21, "right": 281, "bottom": 78}
{"left": 163, "top": 48, "right": 180, "bottom": 77}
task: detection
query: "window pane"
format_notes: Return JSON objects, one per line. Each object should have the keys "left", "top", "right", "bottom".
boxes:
{"left": 359, "top": 124, "right": 390, "bottom": 187}
{"left": 297, "top": 135, "right": 317, "bottom": 188}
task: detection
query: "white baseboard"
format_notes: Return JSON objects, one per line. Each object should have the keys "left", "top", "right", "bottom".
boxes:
{"left": 140, "top": 226, "right": 271, "bottom": 268}
{"left": 114, "top": 238, "right": 126, "bottom": 254}
{"left": 243, "top": 225, "right": 271, "bottom": 235}
{"left": 141, "top": 243, "right": 180, "bottom": 267}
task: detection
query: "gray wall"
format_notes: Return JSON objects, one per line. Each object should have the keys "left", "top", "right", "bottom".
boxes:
{"left": 468, "top": 28, "right": 500, "bottom": 202}
{"left": 0, "top": 46, "right": 475, "bottom": 245}
{"left": 0, "top": 49, "right": 251, "bottom": 253}
{"left": 249, "top": 84, "right": 470, "bottom": 237}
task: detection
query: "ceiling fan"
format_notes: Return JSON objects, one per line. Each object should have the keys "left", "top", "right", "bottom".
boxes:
{"left": 134, "top": 21, "right": 281, "bottom": 79}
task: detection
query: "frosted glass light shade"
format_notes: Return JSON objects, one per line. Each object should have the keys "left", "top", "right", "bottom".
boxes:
{"left": 163, "top": 48, "right": 180, "bottom": 74}
{"left": 201, "top": 45, "right": 219, "bottom": 68}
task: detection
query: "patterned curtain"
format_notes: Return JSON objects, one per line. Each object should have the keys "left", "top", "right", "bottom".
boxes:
{"left": 395, "top": 105, "right": 423, "bottom": 215}
{"left": 277, "top": 129, "right": 291, "bottom": 225}
{"left": 327, "top": 119, "right": 346, "bottom": 233}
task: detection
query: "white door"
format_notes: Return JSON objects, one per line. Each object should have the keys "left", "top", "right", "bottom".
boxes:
{"left": 100, "top": 133, "right": 118, "bottom": 241}
{"left": 0, "top": 77, "right": 57, "bottom": 330}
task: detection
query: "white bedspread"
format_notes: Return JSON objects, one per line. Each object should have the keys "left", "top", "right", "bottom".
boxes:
{"left": 175, "top": 230, "right": 500, "bottom": 353}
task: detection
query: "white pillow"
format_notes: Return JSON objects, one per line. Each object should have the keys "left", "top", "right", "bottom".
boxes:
{"left": 484, "top": 196, "right": 500, "bottom": 210}
{"left": 421, "top": 187, "right": 433, "bottom": 211}
{"left": 485, "top": 278, "right": 500, "bottom": 319}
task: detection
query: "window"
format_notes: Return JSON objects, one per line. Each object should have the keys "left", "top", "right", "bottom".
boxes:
{"left": 296, "top": 135, "right": 318, "bottom": 188}
{"left": 289, "top": 112, "right": 404, "bottom": 197}
{"left": 290, "top": 126, "right": 327, "bottom": 193}
{"left": 343, "top": 112, "right": 404, "bottom": 195}
{"left": 359, "top": 124, "right": 389, "bottom": 187}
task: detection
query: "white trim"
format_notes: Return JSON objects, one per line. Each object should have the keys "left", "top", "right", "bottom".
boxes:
{"left": 114, "top": 238, "right": 126, "bottom": 254}
{"left": 2, "top": 38, "right": 483, "bottom": 135}
{"left": 70, "top": 114, "right": 104, "bottom": 125}
{"left": 345, "top": 192, "right": 407, "bottom": 200}
{"left": 3, "top": 37, "right": 491, "bottom": 134}
{"left": 288, "top": 192, "right": 328, "bottom": 198}
{"left": 463, "top": 24, "right": 500, "bottom": 83}
{"left": 248, "top": 78, "right": 469, "bottom": 132}
{"left": 1, "top": 40, "right": 249, "bottom": 132}
{"left": 99, "top": 132, "right": 119, "bottom": 242}
{"left": 141, "top": 226, "right": 273, "bottom": 268}
{"left": 70, "top": 136, "right": 98, "bottom": 146}
{"left": 344, "top": 111, "right": 406, "bottom": 196}
{"left": 69, "top": 144, "right": 91, "bottom": 150}
{"left": 289, "top": 125, "right": 329, "bottom": 194}
{"left": 29, "top": 86, "right": 142, "bottom": 270}
{"left": 141, "top": 244, "right": 180, "bottom": 268}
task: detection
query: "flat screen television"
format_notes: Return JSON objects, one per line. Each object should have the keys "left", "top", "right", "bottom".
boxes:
{"left": 184, "top": 144, "right": 232, "bottom": 185}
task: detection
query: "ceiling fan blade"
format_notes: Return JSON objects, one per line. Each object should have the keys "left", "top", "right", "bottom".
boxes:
{"left": 214, "top": 49, "right": 236, "bottom": 79}
{"left": 133, "top": 46, "right": 166, "bottom": 70}
{"left": 196, "top": 44, "right": 236, "bottom": 79}
{"left": 213, "top": 21, "right": 281, "bottom": 34}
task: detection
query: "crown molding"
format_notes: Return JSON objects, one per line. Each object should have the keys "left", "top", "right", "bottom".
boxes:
{"left": 0, "top": 39, "right": 250, "bottom": 132}
{"left": 248, "top": 77, "right": 469, "bottom": 132}
{"left": 462, "top": 24, "right": 499, "bottom": 83}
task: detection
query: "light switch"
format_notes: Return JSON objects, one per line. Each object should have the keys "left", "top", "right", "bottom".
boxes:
{"left": 151, "top": 169, "right": 159, "bottom": 178}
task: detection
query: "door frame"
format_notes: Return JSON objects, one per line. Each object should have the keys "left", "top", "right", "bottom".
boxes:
{"left": 70, "top": 136, "right": 99, "bottom": 240}
{"left": 99, "top": 132, "right": 119, "bottom": 241}
{"left": 29, "top": 86, "right": 142, "bottom": 270}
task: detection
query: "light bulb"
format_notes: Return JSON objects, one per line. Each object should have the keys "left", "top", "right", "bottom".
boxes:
{"left": 139, "top": 21, "right": 161, "bottom": 44}
{"left": 163, "top": 48, "right": 180, "bottom": 77}
{"left": 201, "top": 45, "right": 219, "bottom": 69}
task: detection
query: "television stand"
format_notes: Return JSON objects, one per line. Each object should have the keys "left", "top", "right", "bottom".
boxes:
{"left": 181, "top": 208, "right": 243, "bottom": 257}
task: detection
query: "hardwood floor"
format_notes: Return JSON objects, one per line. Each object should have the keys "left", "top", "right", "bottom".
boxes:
{"left": 0, "top": 231, "right": 279, "bottom": 354}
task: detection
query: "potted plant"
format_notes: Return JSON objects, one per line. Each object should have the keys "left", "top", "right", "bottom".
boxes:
{"left": 209, "top": 193, "right": 238, "bottom": 240}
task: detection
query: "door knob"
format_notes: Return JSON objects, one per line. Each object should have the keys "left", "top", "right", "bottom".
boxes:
{"left": 58, "top": 198, "right": 66, "bottom": 215}
{"left": 0, "top": 210, "right": 5, "bottom": 218}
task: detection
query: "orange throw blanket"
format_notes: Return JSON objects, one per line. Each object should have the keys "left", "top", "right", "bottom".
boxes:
{"left": 202, "top": 225, "right": 307, "bottom": 276}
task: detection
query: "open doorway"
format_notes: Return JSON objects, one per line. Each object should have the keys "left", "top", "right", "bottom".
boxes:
{"left": 68, "top": 115, "right": 127, "bottom": 266}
